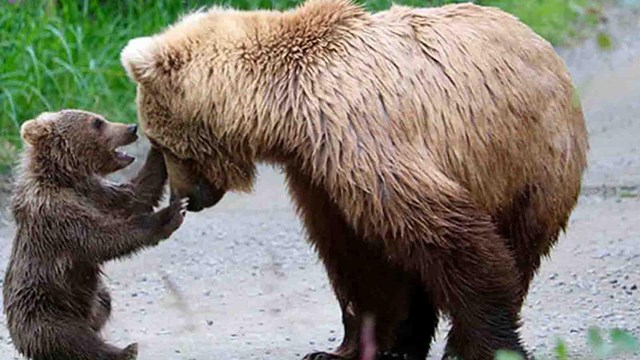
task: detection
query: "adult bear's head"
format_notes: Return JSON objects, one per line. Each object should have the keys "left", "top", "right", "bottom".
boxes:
{"left": 121, "top": 1, "right": 368, "bottom": 211}
{"left": 119, "top": 9, "right": 262, "bottom": 212}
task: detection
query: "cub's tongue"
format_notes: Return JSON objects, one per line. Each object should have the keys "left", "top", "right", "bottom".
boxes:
{"left": 115, "top": 150, "right": 135, "bottom": 163}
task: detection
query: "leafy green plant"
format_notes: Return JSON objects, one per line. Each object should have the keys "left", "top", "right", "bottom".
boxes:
{"left": 494, "top": 328, "right": 639, "bottom": 360}
{"left": 554, "top": 338, "right": 569, "bottom": 360}
{"left": 0, "top": 139, "right": 18, "bottom": 174}
{"left": 588, "top": 328, "right": 639, "bottom": 358}
{"left": 480, "top": 0, "right": 601, "bottom": 46}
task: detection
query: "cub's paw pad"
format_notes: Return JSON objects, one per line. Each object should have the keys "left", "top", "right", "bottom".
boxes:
{"left": 160, "top": 197, "right": 188, "bottom": 235}
{"left": 303, "top": 352, "right": 345, "bottom": 360}
{"left": 120, "top": 343, "right": 138, "bottom": 360}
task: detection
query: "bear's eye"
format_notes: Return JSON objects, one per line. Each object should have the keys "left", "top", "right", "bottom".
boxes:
{"left": 92, "top": 118, "right": 104, "bottom": 131}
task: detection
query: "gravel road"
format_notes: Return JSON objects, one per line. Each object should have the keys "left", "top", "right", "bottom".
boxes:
{"left": 1, "top": 4, "right": 639, "bottom": 360}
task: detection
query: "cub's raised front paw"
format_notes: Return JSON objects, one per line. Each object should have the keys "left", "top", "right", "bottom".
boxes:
{"left": 158, "top": 197, "right": 188, "bottom": 239}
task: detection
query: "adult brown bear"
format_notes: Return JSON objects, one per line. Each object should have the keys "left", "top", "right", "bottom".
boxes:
{"left": 120, "top": 0, "right": 588, "bottom": 359}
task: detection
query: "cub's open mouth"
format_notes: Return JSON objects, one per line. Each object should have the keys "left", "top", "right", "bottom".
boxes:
{"left": 112, "top": 129, "right": 138, "bottom": 165}
{"left": 115, "top": 148, "right": 135, "bottom": 163}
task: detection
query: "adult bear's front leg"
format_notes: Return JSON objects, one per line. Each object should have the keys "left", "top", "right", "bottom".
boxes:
{"left": 287, "top": 167, "right": 366, "bottom": 360}
{"left": 286, "top": 168, "right": 437, "bottom": 360}
{"left": 382, "top": 284, "right": 439, "bottom": 360}
{"left": 304, "top": 279, "right": 437, "bottom": 360}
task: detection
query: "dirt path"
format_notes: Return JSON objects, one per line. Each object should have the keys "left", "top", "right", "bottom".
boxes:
{"left": 1, "top": 5, "right": 639, "bottom": 360}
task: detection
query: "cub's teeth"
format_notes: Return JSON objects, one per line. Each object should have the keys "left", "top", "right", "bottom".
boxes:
{"left": 115, "top": 150, "right": 133, "bottom": 160}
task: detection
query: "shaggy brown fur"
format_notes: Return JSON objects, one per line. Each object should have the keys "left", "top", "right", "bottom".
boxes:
{"left": 3, "top": 110, "right": 187, "bottom": 360}
{"left": 121, "top": 0, "right": 589, "bottom": 359}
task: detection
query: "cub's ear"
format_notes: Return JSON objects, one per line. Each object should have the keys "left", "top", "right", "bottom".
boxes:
{"left": 120, "top": 36, "right": 161, "bottom": 84}
{"left": 20, "top": 118, "right": 52, "bottom": 146}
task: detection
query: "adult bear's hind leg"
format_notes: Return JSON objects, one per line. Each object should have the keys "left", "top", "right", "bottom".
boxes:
{"left": 386, "top": 187, "right": 529, "bottom": 360}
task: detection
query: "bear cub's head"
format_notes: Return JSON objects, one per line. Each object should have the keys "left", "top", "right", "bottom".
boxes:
{"left": 21, "top": 110, "right": 139, "bottom": 179}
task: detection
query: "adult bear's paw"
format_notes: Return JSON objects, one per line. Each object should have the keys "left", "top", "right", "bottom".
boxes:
{"left": 378, "top": 350, "right": 425, "bottom": 360}
{"left": 303, "top": 352, "right": 347, "bottom": 360}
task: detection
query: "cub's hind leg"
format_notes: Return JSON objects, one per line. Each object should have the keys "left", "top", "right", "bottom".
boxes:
{"left": 17, "top": 320, "right": 137, "bottom": 360}
{"left": 89, "top": 279, "right": 113, "bottom": 332}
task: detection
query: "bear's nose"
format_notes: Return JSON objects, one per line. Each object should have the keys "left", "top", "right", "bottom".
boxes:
{"left": 128, "top": 124, "right": 138, "bottom": 134}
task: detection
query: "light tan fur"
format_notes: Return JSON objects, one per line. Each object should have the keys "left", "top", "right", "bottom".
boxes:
{"left": 121, "top": 1, "right": 588, "bottom": 358}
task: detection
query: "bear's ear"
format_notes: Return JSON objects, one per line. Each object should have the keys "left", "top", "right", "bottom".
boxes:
{"left": 121, "top": 36, "right": 161, "bottom": 85}
{"left": 20, "top": 118, "right": 52, "bottom": 146}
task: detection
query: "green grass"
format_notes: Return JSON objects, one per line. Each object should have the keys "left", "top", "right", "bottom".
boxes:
{"left": 484, "top": 0, "right": 599, "bottom": 45}
{"left": 495, "top": 327, "right": 639, "bottom": 360}
{"left": 0, "top": 0, "right": 600, "bottom": 169}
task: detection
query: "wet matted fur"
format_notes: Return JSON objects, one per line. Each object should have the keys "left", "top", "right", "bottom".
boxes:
{"left": 4, "top": 110, "right": 186, "bottom": 360}
{"left": 121, "top": 1, "right": 589, "bottom": 359}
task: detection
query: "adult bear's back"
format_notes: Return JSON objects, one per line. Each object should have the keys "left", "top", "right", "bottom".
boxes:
{"left": 309, "top": 2, "right": 588, "bottom": 217}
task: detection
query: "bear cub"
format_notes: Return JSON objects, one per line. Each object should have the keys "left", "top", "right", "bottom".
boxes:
{"left": 3, "top": 110, "right": 187, "bottom": 360}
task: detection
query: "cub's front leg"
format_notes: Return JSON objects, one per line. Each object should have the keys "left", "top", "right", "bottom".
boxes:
{"left": 127, "top": 146, "right": 168, "bottom": 210}
{"left": 59, "top": 197, "right": 189, "bottom": 262}
{"left": 94, "top": 146, "right": 168, "bottom": 214}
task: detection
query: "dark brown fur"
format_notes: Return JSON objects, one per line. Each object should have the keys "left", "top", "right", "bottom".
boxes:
{"left": 3, "top": 110, "right": 186, "bottom": 360}
{"left": 121, "top": 1, "right": 589, "bottom": 359}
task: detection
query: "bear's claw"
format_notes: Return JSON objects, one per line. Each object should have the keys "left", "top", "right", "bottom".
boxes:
{"left": 179, "top": 197, "right": 189, "bottom": 216}
{"left": 120, "top": 343, "right": 138, "bottom": 360}
{"left": 303, "top": 351, "right": 424, "bottom": 360}
{"left": 303, "top": 352, "right": 345, "bottom": 360}
{"left": 378, "top": 351, "right": 423, "bottom": 360}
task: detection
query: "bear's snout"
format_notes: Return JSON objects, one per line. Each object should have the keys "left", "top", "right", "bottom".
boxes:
{"left": 170, "top": 178, "right": 225, "bottom": 212}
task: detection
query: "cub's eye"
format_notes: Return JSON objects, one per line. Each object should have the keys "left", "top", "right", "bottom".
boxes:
{"left": 92, "top": 118, "right": 104, "bottom": 131}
